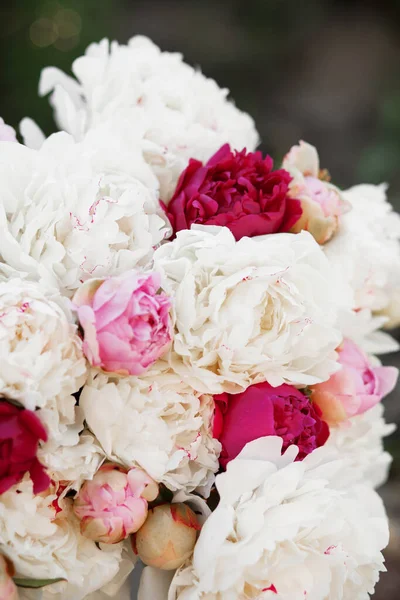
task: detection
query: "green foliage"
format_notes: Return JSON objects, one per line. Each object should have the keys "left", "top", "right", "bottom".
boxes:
{"left": 0, "top": 0, "right": 117, "bottom": 135}
{"left": 14, "top": 577, "right": 66, "bottom": 588}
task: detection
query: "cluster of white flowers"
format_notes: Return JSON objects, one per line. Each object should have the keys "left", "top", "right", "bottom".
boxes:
{"left": 326, "top": 184, "right": 400, "bottom": 334}
{"left": 152, "top": 227, "right": 343, "bottom": 393}
{"left": 142, "top": 439, "right": 389, "bottom": 600}
{"left": 0, "top": 130, "right": 169, "bottom": 298}
{"left": 0, "top": 480, "right": 131, "bottom": 600}
{"left": 0, "top": 34, "right": 398, "bottom": 600}
{"left": 37, "top": 36, "right": 258, "bottom": 200}
{"left": 80, "top": 369, "right": 220, "bottom": 495}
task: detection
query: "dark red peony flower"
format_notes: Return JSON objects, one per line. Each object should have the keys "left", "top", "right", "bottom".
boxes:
{"left": 0, "top": 398, "right": 50, "bottom": 495}
{"left": 213, "top": 382, "right": 329, "bottom": 468}
{"left": 164, "top": 144, "right": 302, "bottom": 240}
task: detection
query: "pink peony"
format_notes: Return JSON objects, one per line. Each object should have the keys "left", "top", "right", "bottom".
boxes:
{"left": 213, "top": 382, "right": 329, "bottom": 468}
{"left": 73, "top": 271, "right": 172, "bottom": 376}
{"left": 311, "top": 339, "right": 398, "bottom": 425}
{"left": 74, "top": 464, "right": 159, "bottom": 544}
{"left": 0, "top": 118, "right": 17, "bottom": 142}
{"left": 165, "top": 144, "right": 302, "bottom": 241}
{"left": 282, "top": 141, "right": 347, "bottom": 244}
{"left": 0, "top": 398, "right": 50, "bottom": 495}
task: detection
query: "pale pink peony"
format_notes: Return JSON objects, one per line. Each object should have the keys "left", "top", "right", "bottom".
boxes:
{"left": 283, "top": 140, "right": 348, "bottom": 244}
{"left": 0, "top": 118, "right": 17, "bottom": 142}
{"left": 0, "top": 555, "right": 18, "bottom": 600}
{"left": 74, "top": 464, "right": 159, "bottom": 544}
{"left": 73, "top": 271, "right": 172, "bottom": 375}
{"left": 311, "top": 339, "right": 398, "bottom": 425}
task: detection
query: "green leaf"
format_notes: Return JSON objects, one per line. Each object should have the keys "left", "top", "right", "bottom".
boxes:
{"left": 14, "top": 577, "right": 65, "bottom": 589}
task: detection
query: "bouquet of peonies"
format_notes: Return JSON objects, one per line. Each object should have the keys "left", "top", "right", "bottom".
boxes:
{"left": 1, "top": 36, "right": 400, "bottom": 600}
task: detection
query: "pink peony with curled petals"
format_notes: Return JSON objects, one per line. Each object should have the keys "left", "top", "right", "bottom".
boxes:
{"left": 165, "top": 144, "right": 302, "bottom": 241}
{"left": 213, "top": 382, "right": 329, "bottom": 468}
{"left": 74, "top": 464, "right": 159, "bottom": 544}
{"left": 311, "top": 339, "right": 398, "bottom": 425}
{"left": 73, "top": 271, "right": 172, "bottom": 376}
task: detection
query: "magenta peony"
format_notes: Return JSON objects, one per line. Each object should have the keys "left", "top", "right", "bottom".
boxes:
{"left": 74, "top": 464, "right": 159, "bottom": 544}
{"left": 213, "top": 382, "right": 329, "bottom": 468}
{"left": 0, "top": 398, "right": 50, "bottom": 495}
{"left": 73, "top": 271, "right": 172, "bottom": 376}
{"left": 311, "top": 339, "right": 398, "bottom": 425}
{"left": 165, "top": 144, "right": 302, "bottom": 240}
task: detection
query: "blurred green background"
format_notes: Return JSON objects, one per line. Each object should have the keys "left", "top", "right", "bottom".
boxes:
{"left": 3, "top": 0, "right": 400, "bottom": 198}
{"left": 1, "top": 1, "right": 400, "bottom": 597}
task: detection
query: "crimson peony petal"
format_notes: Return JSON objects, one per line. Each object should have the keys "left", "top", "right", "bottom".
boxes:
{"left": 214, "top": 382, "right": 329, "bottom": 468}
{"left": 0, "top": 399, "right": 49, "bottom": 495}
{"left": 165, "top": 144, "right": 302, "bottom": 240}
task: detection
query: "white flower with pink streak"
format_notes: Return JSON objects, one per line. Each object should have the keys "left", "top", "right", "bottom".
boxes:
{"left": 0, "top": 126, "right": 170, "bottom": 297}
{"left": 169, "top": 437, "right": 389, "bottom": 600}
{"left": 80, "top": 368, "right": 220, "bottom": 495}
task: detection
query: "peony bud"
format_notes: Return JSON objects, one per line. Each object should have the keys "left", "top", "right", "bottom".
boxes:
{"left": 283, "top": 140, "right": 348, "bottom": 244}
{"left": 74, "top": 464, "right": 159, "bottom": 544}
{"left": 0, "top": 555, "right": 18, "bottom": 600}
{"left": 133, "top": 503, "right": 201, "bottom": 570}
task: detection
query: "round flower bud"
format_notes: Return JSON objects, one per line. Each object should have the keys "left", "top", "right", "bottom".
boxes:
{"left": 133, "top": 503, "right": 201, "bottom": 570}
{"left": 74, "top": 464, "right": 159, "bottom": 544}
{"left": 0, "top": 555, "right": 18, "bottom": 600}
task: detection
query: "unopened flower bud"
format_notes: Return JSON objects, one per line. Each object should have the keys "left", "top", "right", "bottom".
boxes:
{"left": 74, "top": 464, "right": 159, "bottom": 544}
{"left": 283, "top": 140, "right": 348, "bottom": 244}
{"left": 0, "top": 555, "right": 18, "bottom": 600}
{"left": 133, "top": 503, "right": 201, "bottom": 570}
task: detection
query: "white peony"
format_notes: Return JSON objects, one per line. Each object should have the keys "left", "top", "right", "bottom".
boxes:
{"left": 153, "top": 226, "right": 343, "bottom": 394}
{"left": 38, "top": 36, "right": 258, "bottom": 200}
{"left": 337, "top": 307, "right": 399, "bottom": 356}
{"left": 326, "top": 403, "right": 395, "bottom": 489}
{"left": 0, "top": 277, "right": 86, "bottom": 421}
{"left": 0, "top": 480, "right": 133, "bottom": 600}
{"left": 80, "top": 368, "right": 221, "bottom": 494}
{"left": 39, "top": 430, "right": 105, "bottom": 490}
{"left": 169, "top": 437, "right": 389, "bottom": 600}
{"left": 325, "top": 184, "right": 400, "bottom": 315}
{"left": 0, "top": 128, "right": 170, "bottom": 297}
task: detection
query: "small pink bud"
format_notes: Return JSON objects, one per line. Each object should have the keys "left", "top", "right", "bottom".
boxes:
{"left": 0, "top": 555, "right": 18, "bottom": 600}
{"left": 133, "top": 503, "right": 201, "bottom": 570}
{"left": 74, "top": 465, "right": 159, "bottom": 544}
